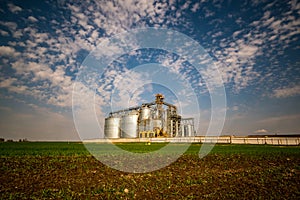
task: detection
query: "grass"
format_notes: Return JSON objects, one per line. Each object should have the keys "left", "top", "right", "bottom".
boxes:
{"left": 0, "top": 142, "right": 299, "bottom": 156}
{"left": 0, "top": 142, "right": 89, "bottom": 156}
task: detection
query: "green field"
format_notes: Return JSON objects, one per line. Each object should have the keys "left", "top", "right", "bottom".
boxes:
{"left": 1, "top": 142, "right": 299, "bottom": 156}
{"left": 1, "top": 142, "right": 299, "bottom": 199}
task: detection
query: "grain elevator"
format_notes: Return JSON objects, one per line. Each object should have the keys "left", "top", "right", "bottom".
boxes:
{"left": 104, "top": 94, "right": 194, "bottom": 138}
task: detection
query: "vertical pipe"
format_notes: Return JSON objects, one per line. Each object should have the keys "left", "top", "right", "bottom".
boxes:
{"left": 175, "top": 121, "right": 178, "bottom": 137}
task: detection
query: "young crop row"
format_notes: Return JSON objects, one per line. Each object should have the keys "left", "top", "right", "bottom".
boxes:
{"left": 0, "top": 142, "right": 299, "bottom": 156}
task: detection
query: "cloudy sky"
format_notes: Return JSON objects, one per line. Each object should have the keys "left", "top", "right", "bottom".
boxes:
{"left": 0, "top": 0, "right": 299, "bottom": 141}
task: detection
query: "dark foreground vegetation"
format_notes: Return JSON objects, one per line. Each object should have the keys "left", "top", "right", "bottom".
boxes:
{"left": 0, "top": 142, "right": 299, "bottom": 199}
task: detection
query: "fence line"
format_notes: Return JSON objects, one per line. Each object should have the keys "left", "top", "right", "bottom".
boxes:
{"left": 84, "top": 136, "right": 300, "bottom": 145}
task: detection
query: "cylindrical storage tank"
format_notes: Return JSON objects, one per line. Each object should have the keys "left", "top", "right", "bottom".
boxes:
{"left": 181, "top": 125, "right": 185, "bottom": 137}
{"left": 147, "top": 119, "right": 153, "bottom": 131}
{"left": 140, "top": 106, "right": 151, "bottom": 120}
{"left": 153, "top": 119, "right": 162, "bottom": 129}
{"left": 139, "top": 119, "right": 152, "bottom": 132}
{"left": 121, "top": 113, "right": 139, "bottom": 138}
{"left": 104, "top": 117, "right": 121, "bottom": 138}
{"left": 187, "top": 125, "right": 192, "bottom": 137}
{"left": 183, "top": 125, "right": 188, "bottom": 137}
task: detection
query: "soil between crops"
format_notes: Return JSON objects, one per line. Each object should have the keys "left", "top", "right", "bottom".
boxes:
{"left": 1, "top": 153, "right": 300, "bottom": 199}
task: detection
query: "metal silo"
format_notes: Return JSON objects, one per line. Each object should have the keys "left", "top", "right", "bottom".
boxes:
{"left": 104, "top": 117, "right": 121, "bottom": 138}
{"left": 182, "top": 125, "right": 189, "bottom": 137}
{"left": 153, "top": 119, "right": 162, "bottom": 129}
{"left": 140, "top": 106, "right": 151, "bottom": 120}
{"left": 187, "top": 124, "right": 193, "bottom": 137}
{"left": 121, "top": 112, "right": 139, "bottom": 138}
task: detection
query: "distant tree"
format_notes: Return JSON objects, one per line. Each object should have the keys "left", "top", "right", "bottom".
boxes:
{"left": 0, "top": 138, "right": 4, "bottom": 142}
{"left": 18, "top": 138, "right": 29, "bottom": 142}
{"left": 7, "top": 139, "right": 13, "bottom": 142}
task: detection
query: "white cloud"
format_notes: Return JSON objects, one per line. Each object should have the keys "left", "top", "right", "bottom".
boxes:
{"left": 0, "top": 78, "right": 17, "bottom": 88}
{"left": 211, "top": 36, "right": 261, "bottom": 91}
{"left": 8, "top": 85, "right": 28, "bottom": 94}
{"left": 13, "top": 30, "right": 22, "bottom": 38}
{"left": 0, "top": 30, "right": 9, "bottom": 36}
{"left": 272, "top": 85, "right": 300, "bottom": 98}
{"left": 232, "top": 30, "right": 242, "bottom": 38}
{"left": 7, "top": 3, "right": 22, "bottom": 13}
{"left": 0, "top": 46, "right": 20, "bottom": 57}
{"left": 0, "top": 21, "right": 17, "bottom": 31}
{"left": 28, "top": 16, "right": 38, "bottom": 23}
{"left": 211, "top": 31, "right": 223, "bottom": 38}
{"left": 207, "top": 0, "right": 300, "bottom": 93}
{"left": 0, "top": 0, "right": 297, "bottom": 112}
{"left": 104, "top": 68, "right": 150, "bottom": 109}
{"left": 9, "top": 60, "right": 74, "bottom": 107}
{"left": 237, "top": 43, "right": 259, "bottom": 58}
{"left": 259, "top": 114, "right": 300, "bottom": 124}
{"left": 191, "top": 2, "right": 200, "bottom": 13}
{"left": 254, "top": 129, "right": 268, "bottom": 133}
{"left": 1, "top": 0, "right": 191, "bottom": 111}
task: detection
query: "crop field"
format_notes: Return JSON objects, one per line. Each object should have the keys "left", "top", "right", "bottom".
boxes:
{"left": 0, "top": 142, "right": 300, "bottom": 199}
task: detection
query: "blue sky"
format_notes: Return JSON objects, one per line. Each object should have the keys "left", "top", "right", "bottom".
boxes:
{"left": 0, "top": 0, "right": 299, "bottom": 141}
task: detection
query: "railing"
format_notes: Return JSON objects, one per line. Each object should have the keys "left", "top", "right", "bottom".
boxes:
{"left": 84, "top": 136, "right": 300, "bottom": 145}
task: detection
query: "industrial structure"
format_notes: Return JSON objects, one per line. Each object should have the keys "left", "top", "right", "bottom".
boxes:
{"left": 104, "top": 94, "right": 195, "bottom": 138}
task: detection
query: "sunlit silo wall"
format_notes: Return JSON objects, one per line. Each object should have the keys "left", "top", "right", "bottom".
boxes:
{"left": 121, "top": 112, "right": 139, "bottom": 138}
{"left": 139, "top": 106, "right": 152, "bottom": 132}
{"left": 140, "top": 106, "right": 151, "bottom": 120}
{"left": 104, "top": 117, "right": 121, "bottom": 138}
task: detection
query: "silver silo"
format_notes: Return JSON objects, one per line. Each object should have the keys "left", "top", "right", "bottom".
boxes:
{"left": 121, "top": 112, "right": 139, "bottom": 138}
{"left": 153, "top": 119, "right": 162, "bottom": 129}
{"left": 140, "top": 106, "right": 151, "bottom": 120}
{"left": 104, "top": 117, "right": 121, "bottom": 138}
{"left": 182, "top": 125, "right": 189, "bottom": 137}
{"left": 139, "top": 106, "right": 151, "bottom": 132}
{"left": 187, "top": 124, "right": 193, "bottom": 137}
